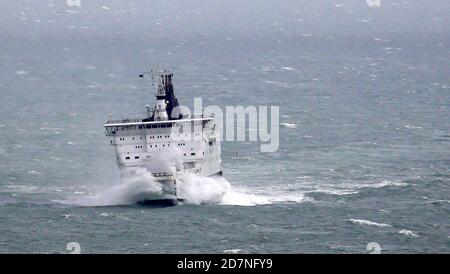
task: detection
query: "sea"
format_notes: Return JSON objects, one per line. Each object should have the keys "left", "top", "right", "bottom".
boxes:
{"left": 0, "top": 0, "right": 449, "bottom": 253}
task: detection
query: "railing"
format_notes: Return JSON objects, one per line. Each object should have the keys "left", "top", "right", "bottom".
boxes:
{"left": 105, "top": 118, "right": 142, "bottom": 125}
{"left": 105, "top": 117, "right": 213, "bottom": 127}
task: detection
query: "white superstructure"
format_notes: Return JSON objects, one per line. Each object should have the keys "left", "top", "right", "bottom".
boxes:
{"left": 104, "top": 69, "right": 222, "bottom": 204}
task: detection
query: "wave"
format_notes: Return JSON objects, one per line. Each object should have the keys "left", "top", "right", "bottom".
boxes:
{"left": 308, "top": 188, "right": 359, "bottom": 196}
{"left": 61, "top": 168, "right": 164, "bottom": 206}
{"left": 348, "top": 219, "right": 391, "bottom": 227}
{"left": 281, "top": 123, "right": 297, "bottom": 129}
{"left": 179, "top": 173, "right": 308, "bottom": 206}
{"left": 223, "top": 249, "right": 248, "bottom": 254}
{"left": 303, "top": 179, "right": 408, "bottom": 197}
{"left": 281, "top": 66, "right": 295, "bottom": 71}
{"left": 366, "top": 180, "right": 408, "bottom": 189}
{"left": 311, "top": 180, "right": 408, "bottom": 196}
{"left": 398, "top": 229, "right": 419, "bottom": 237}
{"left": 60, "top": 169, "right": 308, "bottom": 207}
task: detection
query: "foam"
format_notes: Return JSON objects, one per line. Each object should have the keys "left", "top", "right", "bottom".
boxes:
{"left": 398, "top": 229, "right": 419, "bottom": 237}
{"left": 178, "top": 174, "right": 307, "bottom": 206}
{"left": 349, "top": 219, "right": 391, "bottom": 227}
{"left": 223, "top": 249, "right": 248, "bottom": 254}
{"left": 63, "top": 168, "right": 163, "bottom": 206}
{"left": 281, "top": 123, "right": 297, "bottom": 129}
{"left": 61, "top": 169, "right": 309, "bottom": 207}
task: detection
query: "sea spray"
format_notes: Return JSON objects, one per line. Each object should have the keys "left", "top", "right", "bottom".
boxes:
{"left": 139, "top": 146, "right": 183, "bottom": 174}
{"left": 178, "top": 173, "right": 306, "bottom": 206}
{"left": 177, "top": 173, "right": 229, "bottom": 205}
{"left": 65, "top": 168, "right": 163, "bottom": 206}
{"left": 63, "top": 161, "right": 308, "bottom": 206}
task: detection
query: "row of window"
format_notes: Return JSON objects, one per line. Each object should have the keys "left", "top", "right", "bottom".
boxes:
{"left": 149, "top": 143, "right": 170, "bottom": 148}
{"left": 119, "top": 135, "right": 172, "bottom": 142}
{"left": 149, "top": 135, "right": 170, "bottom": 139}
{"left": 118, "top": 134, "right": 207, "bottom": 143}
{"left": 123, "top": 152, "right": 201, "bottom": 161}
{"left": 129, "top": 143, "right": 189, "bottom": 149}
{"left": 125, "top": 156, "right": 139, "bottom": 160}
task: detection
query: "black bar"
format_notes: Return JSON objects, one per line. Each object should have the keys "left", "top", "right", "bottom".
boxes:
{"left": 0, "top": 254, "right": 447, "bottom": 273}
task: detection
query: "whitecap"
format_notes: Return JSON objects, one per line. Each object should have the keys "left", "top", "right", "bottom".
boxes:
{"left": 281, "top": 123, "right": 297, "bottom": 129}
{"left": 364, "top": 180, "right": 408, "bottom": 189}
{"left": 349, "top": 219, "right": 391, "bottom": 227}
{"left": 28, "top": 170, "right": 42, "bottom": 175}
{"left": 5, "top": 185, "right": 40, "bottom": 193}
{"left": 398, "top": 229, "right": 419, "bottom": 237}
{"left": 309, "top": 188, "right": 358, "bottom": 196}
{"left": 404, "top": 125, "right": 422, "bottom": 129}
{"left": 224, "top": 249, "right": 248, "bottom": 254}
{"left": 281, "top": 66, "right": 295, "bottom": 71}
{"left": 16, "top": 70, "right": 29, "bottom": 75}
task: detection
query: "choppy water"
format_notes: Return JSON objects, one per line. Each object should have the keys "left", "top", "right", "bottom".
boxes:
{"left": 0, "top": 0, "right": 449, "bottom": 253}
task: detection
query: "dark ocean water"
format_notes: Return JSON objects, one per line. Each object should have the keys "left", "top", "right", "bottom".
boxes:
{"left": 0, "top": 0, "right": 449, "bottom": 253}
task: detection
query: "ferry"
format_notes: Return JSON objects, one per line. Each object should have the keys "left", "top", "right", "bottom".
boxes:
{"left": 104, "top": 69, "right": 222, "bottom": 205}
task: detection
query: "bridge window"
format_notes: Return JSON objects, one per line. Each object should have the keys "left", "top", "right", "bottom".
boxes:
{"left": 191, "top": 153, "right": 195, "bottom": 156}
{"left": 125, "top": 156, "right": 130, "bottom": 160}
{"left": 135, "top": 156, "right": 139, "bottom": 159}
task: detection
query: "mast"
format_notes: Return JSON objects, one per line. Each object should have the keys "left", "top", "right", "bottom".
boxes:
{"left": 140, "top": 68, "right": 181, "bottom": 121}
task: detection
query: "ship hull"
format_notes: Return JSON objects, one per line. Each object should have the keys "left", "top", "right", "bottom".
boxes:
{"left": 137, "top": 198, "right": 181, "bottom": 207}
